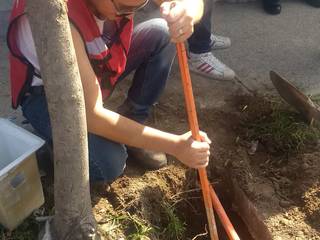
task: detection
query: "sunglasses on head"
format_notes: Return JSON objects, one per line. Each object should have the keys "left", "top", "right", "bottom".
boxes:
{"left": 111, "top": 0, "right": 149, "bottom": 16}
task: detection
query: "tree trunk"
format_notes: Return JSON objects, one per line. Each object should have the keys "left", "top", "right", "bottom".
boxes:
{"left": 26, "top": 1, "right": 98, "bottom": 239}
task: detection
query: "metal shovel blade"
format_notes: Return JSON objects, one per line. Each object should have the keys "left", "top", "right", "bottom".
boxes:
{"left": 270, "top": 71, "right": 320, "bottom": 123}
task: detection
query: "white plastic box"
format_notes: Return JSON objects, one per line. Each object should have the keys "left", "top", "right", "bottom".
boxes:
{"left": 0, "top": 118, "right": 45, "bottom": 230}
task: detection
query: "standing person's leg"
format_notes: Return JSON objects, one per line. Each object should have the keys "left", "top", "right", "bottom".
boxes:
{"left": 21, "top": 92, "right": 127, "bottom": 183}
{"left": 187, "top": 0, "right": 212, "bottom": 54}
{"left": 117, "top": 18, "right": 176, "bottom": 169}
{"left": 187, "top": 0, "right": 235, "bottom": 80}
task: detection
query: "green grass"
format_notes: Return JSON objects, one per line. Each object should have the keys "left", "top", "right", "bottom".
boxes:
{"left": 96, "top": 197, "right": 187, "bottom": 240}
{"left": 161, "top": 201, "right": 186, "bottom": 240}
{"left": 126, "top": 213, "right": 153, "bottom": 240}
{"left": 118, "top": 200, "right": 186, "bottom": 240}
{"left": 97, "top": 211, "right": 154, "bottom": 239}
{"left": 243, "top": 98, "right": 320, "bottom": 155}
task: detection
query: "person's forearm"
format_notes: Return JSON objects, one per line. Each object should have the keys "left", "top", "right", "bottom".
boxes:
{"left": 87, "top": 105, "right": 179, "bottom": 156}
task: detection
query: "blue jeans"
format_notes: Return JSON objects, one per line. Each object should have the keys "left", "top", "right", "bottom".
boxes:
{"left": 188, "top": 0, "right": 214, "bottom": 54}
{"left": 21, "top": 18, "right": 175, "bottom": 183}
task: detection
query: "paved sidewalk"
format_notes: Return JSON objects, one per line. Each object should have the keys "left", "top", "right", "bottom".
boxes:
{"left": 211, "top": 0, "right": 320, "bottom": 95}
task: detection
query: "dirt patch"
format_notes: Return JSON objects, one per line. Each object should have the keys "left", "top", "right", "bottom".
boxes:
{"left": 90, "top": 88, "right": 320, "bottom": 239}
{"left": 4, "top": 82, "right": 320, "bottom": 239}
{"left": 230, "top": 95, "right": 320, "bottom": 240}
{"left": 3, "top": 79, "right": 320, "bottom": 239}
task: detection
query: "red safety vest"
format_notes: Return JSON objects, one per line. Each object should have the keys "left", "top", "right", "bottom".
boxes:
{"left": 7, "top": 0, "right": 133, "bottom": 109}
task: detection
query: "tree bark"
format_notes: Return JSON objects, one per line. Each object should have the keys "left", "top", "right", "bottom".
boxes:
{"left": 26, "top": 1, "right": 98, "bottom": 239}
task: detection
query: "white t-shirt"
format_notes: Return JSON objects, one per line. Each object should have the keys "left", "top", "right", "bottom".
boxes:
{"left": 16, "top": 15, "right": 113, "bottom": 86}
{"left": 16, "top": 15, "right": 42, "bottom": 86}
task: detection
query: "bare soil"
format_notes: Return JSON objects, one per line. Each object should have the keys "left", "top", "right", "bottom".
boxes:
{"left": 89, "top": 74, "right": 320, "bottom": 239}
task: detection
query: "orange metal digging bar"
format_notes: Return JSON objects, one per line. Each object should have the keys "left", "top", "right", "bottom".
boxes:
{"left": 209, "top": 185, "right": 241, "bottom": 240}
{"left": 176, "top": 42, "right": 219, "bottom": 240}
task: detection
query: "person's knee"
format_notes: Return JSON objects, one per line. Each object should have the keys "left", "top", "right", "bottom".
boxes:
{"left": 88, "top": 135, "right": 128, "bottom": 183}
{"left": 145, "top": 18, "right": 173, "bottom": 50}
{"left": 150, "top": 18, "right": 170, "bottom": 39}
{"left": 103, "top": 148, "right": 127, "bottom": 181}
{"left": 90, "top": 146, "right": 127, "bottom": 183}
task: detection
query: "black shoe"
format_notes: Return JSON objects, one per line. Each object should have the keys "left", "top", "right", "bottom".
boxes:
{"left": 305, "top": 0, "right": 320, "bottom": 7}
{"left": 126, "top": 147, "right": 167, "bottom": 170}
{"left": 263, "top": 1, "right": 282, "bottom": 14}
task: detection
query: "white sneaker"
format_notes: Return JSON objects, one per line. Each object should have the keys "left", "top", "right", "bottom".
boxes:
{"left": 211, "top": 34, "right": 231, "bottom": 50}
{"left": 189, "top": 52, "right": 235, "bottom": 80}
